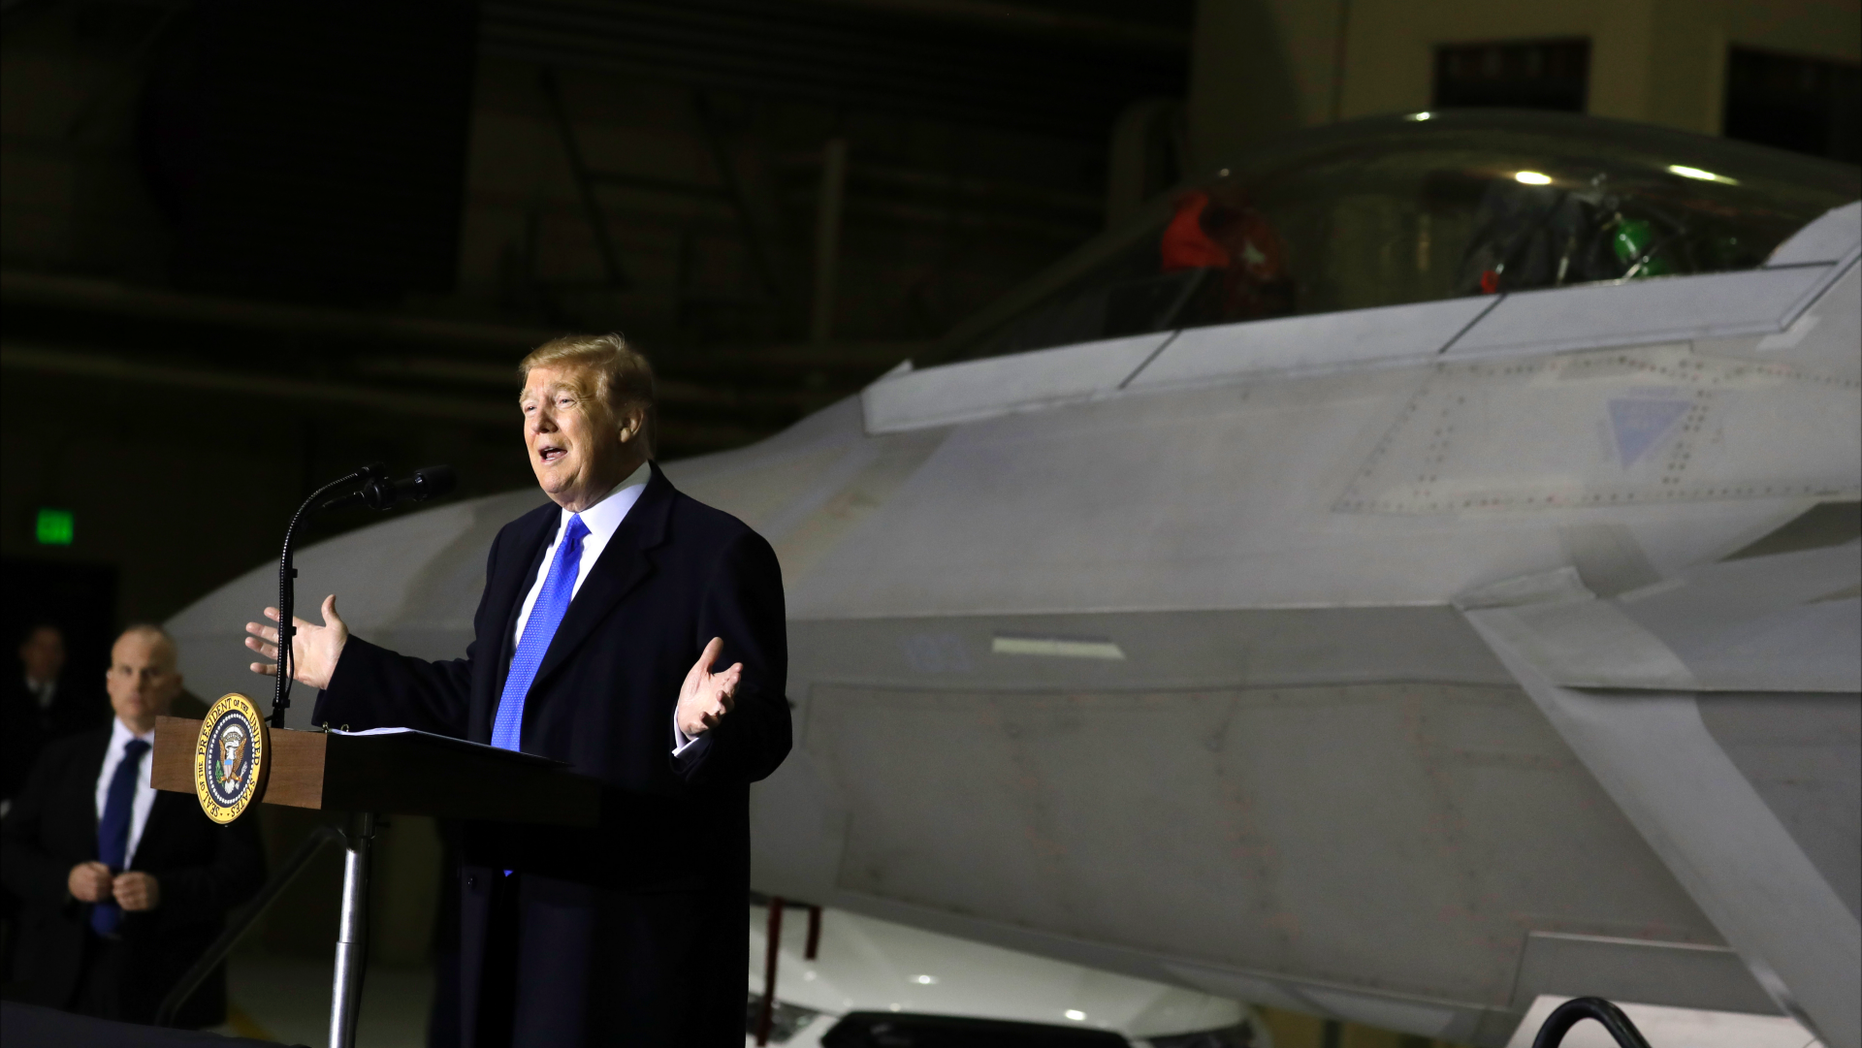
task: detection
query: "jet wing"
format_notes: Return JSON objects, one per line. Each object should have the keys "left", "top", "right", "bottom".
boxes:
{"left": 1462, "top": 539, "right": 1860, "bottom": 694}
{"left": 1461, "top": 539, "right": 1861, "bottom": 1048}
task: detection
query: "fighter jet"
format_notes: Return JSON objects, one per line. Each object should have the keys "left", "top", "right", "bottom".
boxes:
{"left": 168, "top": 110, "right": 1860, "bottom": 1048}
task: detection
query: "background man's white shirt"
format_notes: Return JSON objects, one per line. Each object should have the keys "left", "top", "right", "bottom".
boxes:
{"left": 94, "top": 716, "right": 158, "bottom": 868}
{"left": 25, "top": 676, "right": 56, "bottom": 709}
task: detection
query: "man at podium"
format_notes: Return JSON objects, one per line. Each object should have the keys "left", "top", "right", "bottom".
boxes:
{"left": 244, "top": 334, "right": 792, "bottom": 1047}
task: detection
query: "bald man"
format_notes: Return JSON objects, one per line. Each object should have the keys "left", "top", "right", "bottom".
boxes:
{"left": 0, "top": 626, "right": 265, "bottom": 1028}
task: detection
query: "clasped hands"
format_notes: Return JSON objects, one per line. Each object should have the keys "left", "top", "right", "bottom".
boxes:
{"left": 68, "top": 862, "right": 159, "bottom": 911}
{"left": 246, "top": 596, "right": 743, "bottom": 739}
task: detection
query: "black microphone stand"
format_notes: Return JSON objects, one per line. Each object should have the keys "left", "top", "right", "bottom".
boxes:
{"left": 270, "top": 464, "right": 385, "bottom": 728}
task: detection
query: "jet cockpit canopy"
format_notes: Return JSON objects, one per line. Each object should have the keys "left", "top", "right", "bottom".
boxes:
{"left": 937, "top": 109, "right": 1861, "bottom": 363}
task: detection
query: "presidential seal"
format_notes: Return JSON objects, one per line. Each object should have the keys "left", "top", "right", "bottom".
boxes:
{"left": 194, "top": 693, "right": 269, "bottom": 824}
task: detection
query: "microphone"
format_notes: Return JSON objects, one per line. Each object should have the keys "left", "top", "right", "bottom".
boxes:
{"left": 311, "top": 463, "right": 387, "bottom": 512}
{"left": 270, "top": 462, "right": 453, "bottom": 728}
{"left": 322, "top": 465, "right": 456, "bottom": 512}
{"left": 365, "top": 464, "right": 457, "bottom": 509}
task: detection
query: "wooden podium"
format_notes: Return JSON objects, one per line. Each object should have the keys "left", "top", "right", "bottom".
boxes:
{"left": 150, "top": 716, "right": 599, "bottom": 1047}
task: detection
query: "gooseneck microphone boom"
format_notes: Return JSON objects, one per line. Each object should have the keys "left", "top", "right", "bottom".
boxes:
{"left": 268, "top": 462, "right": 455, "bottom": 728}
{"left": 320, "top": 465, "right": 458, "bottom": 513}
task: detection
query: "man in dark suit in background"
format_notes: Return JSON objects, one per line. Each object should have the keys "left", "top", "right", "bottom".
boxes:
{"left": 245, "top": 333, "right": 792, "bottom": 1047}
{"left": 1, "top": 625, "right": 266, "bottom": 1027}
{"left": 3, "top": 624, "right": 109, "bottom": 812}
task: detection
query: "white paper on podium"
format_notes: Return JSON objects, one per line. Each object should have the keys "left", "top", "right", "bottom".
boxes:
{"left": 327, "top": 726, "right": 565, "bottom": 767}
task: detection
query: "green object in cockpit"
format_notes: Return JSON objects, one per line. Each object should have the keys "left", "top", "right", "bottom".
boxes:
{"left": 1612, "top": 218, "right": 1675, "bottom": 279}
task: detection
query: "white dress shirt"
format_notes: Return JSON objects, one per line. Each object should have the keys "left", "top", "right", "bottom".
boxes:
{"left": 25, "top": 675, "right": 56, "bottom": 710}
{"left": 511, "top": 462, "right": 652, "bottom": 642}
{"left": 94, "top": 717, "right": 158, "bottom": 868}
{"left": 507, "top": 463, "right": 702, "bottom": 757}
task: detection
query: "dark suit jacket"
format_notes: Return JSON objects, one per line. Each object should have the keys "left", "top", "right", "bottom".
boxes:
{"left": 1, "top": 676, "right": 109, "bottom": 804}
{"left": 313, "top": 463, "right": 791, "bottom": 1047}
{"left": 0, "top": 727, "right": 267, "bottom": 1028}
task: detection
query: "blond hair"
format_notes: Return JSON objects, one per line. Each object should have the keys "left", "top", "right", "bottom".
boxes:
{"left": 518, "top": 333, "right": 657, "bottom": 456}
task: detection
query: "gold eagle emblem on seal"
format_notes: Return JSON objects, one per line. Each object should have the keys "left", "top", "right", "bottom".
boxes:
{"left": 194, "top": 693, "right": 270, "bottom": 824}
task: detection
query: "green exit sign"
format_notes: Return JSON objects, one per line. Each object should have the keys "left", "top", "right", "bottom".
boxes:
{"left": 36, "top": 508, "right": 74, "bottom": 546}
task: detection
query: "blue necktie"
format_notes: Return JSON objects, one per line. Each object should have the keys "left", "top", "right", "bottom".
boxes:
{"left": 492, "top": 514, "right": 589, "bottom": 752}
{"left": 92, "top": 737, "right": 150, "bottom": 936}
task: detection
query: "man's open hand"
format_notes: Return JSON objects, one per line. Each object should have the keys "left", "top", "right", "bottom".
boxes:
{"left": 68, "top": 861, "right": 112, "bottom": 903}
{"left": 675, "top": 637, "right": 741, "bottom": 740}
{"left": 245, "top": 594, "right": 348, "bottom": 691}
{"left": 113, "top": 871, "right": 160, "bottom": 911}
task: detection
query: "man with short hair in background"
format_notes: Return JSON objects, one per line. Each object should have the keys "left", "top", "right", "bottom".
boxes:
{"left": 1, "top": 625, "right": 265, "bottom": 1027}
{"left": 17, "top": 624, "right": 68, "bottom": 719}
{"left": 3, "top": 624, "right": 110, "bottom": 812}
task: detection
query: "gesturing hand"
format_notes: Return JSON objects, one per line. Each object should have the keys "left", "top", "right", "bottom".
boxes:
{"left": 675, "top": 637, "right": 742, "bottom": 740}
{"left": 245, "top": 594, "right": 349, "bottom": 691}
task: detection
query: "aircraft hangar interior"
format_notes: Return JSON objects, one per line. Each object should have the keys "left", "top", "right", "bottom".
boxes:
{"left": 0, "top": 2, "right": 1857, "bottom": 1048}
